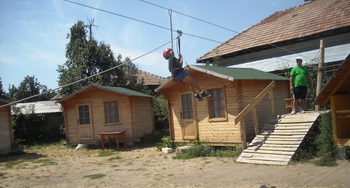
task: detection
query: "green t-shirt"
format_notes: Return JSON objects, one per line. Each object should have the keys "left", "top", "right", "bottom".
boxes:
{"left": 290, "top": 66, "right": 309, "bottom": 87}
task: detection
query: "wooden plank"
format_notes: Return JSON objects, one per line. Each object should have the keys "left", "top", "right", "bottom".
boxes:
{"left": 247, "top": 143, "right": 299, "bottom": 148}
{"left": 246, "top": 146, "right": 298, "bottom": 152}
{"left": 252, "top": 137, "right": 303, "bottom": 142}
{"left": 239, "top": 153, "right": 292, "bottom": 160}
{"left": 237, "top": 158, "right": 288, "bottom": 165}
{"left": 255, "top": 135, "right": 305, "bottom": 139}
{"left": 244, "top": 149, "right": 294, "bottom": 156}
{"left": 260, "top": 131, "right": 308, "bottom": 135}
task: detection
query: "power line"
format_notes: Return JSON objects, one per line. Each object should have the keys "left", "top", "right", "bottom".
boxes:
{"left": 61, "top": 0, "right": 224, "bottom": 45}
{"left": 0, "top": 38, "right": 175, "bottom": 109}
{"left": 139, "top": 0, "right": 313, "bottom": 61}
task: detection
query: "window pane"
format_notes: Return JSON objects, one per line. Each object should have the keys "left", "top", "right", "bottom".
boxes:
{"left": 104, "top": 101, "right": 119, "bottom": 124}
{"left": 208, "top": 88, "right": 226, "bottom": 118}
{"left": 78, "top": 105, "right": 90, "bottom": 125}
{"left": 181, "top": 94, "right": 193, "bottom": 119}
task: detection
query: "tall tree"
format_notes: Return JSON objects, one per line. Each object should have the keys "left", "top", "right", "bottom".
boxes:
{"left": 8, "top": 75, "right": 55, "bottom": 102}
{"left": 57, "top": 20, "right": 145, "bottom": 95}
{"left": 0, "top": 77, "right": 7, "bottom": 99}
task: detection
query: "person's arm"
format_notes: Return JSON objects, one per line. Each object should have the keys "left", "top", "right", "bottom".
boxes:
{"left": 290, "top": 76, "right": 294, "bottom": 91}
{"left": 178, "top": 53, "right": 183, "bottom": 67}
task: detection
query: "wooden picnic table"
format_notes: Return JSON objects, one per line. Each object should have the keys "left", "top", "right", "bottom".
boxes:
{"left": 98, "top": 131, "right": 127, "bottom": 150}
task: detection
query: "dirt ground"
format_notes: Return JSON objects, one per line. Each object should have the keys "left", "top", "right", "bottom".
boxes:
{"left": 0, "top": 144, "right": 349, "bottom": 188}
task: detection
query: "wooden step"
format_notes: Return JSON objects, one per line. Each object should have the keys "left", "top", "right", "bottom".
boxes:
{"left": 237, "top": 158, "right": 289, "bottom": 165}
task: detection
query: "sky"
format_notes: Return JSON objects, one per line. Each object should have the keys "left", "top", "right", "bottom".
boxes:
{"left": 0, "top": 0, "right": 304, "bottom": 91}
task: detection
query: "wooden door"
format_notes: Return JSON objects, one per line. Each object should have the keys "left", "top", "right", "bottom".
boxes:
{"left": 77, "top": 104, "right": 93, "bottom": 140}
{"left": 180, "top": 94, "right": 197, "bottom": 140}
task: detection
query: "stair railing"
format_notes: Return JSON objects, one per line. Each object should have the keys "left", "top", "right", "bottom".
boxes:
{"left": 234, "top": 81, "right": 276, "bottom": 149}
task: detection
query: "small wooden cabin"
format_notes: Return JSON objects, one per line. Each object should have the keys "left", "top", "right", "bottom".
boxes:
{"left": 315, "top": 53, "right": 350, "bottom": 146}
{"left": 0, "top": 99, "right": 14, "bottom": 154}
{"left": 156, "top": 65, "right": 290, "bottom": 146}
{"left": 58, "top": 85, "right": 154, "bottom": 146}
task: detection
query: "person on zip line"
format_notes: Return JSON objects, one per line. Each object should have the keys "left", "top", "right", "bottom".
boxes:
{"left": 163, "top": 48, "right": 210, "bottom": 101}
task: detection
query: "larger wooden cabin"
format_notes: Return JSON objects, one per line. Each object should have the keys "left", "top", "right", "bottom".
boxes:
{"left": 58, "top": 85, "right": 154, "bottom": 146}
{"left": 315, "top": 53, "right": 350, "bottom": 146}
{"left": 0, "top": 99, "right": 14, "bottom": 154}
{"left": 156, "top": 65, "right": 290, "bottom": 146}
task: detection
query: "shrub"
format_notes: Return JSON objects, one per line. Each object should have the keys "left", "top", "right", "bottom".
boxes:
{"left": 314, "top": 112, "right": 337, "bottom": 166}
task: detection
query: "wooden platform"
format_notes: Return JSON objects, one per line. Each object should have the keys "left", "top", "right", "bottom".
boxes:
{"left": 236, "top": 111, "right": 320, "bottom": 165}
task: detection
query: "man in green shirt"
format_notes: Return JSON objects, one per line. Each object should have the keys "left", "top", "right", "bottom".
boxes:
{"left": 289, "top": 58, "right": 312, "bottom": 114}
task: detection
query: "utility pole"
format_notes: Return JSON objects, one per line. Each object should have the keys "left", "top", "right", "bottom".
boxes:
{"left": 315, "top": 39, "right": 325, "bottom": 111}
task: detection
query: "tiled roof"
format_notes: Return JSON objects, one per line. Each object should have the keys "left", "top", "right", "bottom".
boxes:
{"left": 137, "top": 70, "right": 166, "bottom": 85}
{"left": 197, "top": 0, "right": 350, "bottom": 62}
{"left": 12, "top": 101, "right": 62, "bottom": 114}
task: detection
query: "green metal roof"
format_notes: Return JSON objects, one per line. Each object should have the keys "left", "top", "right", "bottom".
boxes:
{"left": 190, "top": 65, "right": 289, "bottom": 80}
{"left": 95, "top": 85, "right": 152, "bottom": 98}
{"left": 59, "top": 84, "right": 152, "bottom": 102}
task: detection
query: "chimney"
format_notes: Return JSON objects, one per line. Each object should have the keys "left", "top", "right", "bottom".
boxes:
{"left": 304, "top": 0, "right": 314, "bottom": 3}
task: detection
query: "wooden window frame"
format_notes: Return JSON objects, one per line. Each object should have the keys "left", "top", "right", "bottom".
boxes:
{"left": 207, "top": 87, "right": 228, "bottom": 122}
{"left": 77, "top": 104, "right": 91, "bottom": 125}
{"left": 181, "top": 93, "right": 194, "bottom": 120}
{"left": 103, "top": 100, "right": 121, "bottom": 126}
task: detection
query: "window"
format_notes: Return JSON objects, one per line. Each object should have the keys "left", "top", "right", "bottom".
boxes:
{"left": 104, "top": 101, "right": 120, "bottom": 124}
{"left": 208, "top": 88, "right": 226, "bottom": 119}
{"left": 181, "top": 94, "right": 193, "bottom": 119}
{"left": 78, "top": 105, "right": 90, "bottom": 125}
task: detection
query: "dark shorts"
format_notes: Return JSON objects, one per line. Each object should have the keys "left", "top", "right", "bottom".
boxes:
{"left": 174, "top": 69, "right": 189, "bottom": 81}
{"left": 293, "top": 86, "right": 307, "bottom": 100}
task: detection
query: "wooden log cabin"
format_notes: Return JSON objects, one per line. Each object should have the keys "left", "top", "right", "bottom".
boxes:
{"left": 156, "top": 65, "right": 290, "bottom": 146}
{"left": 0, "top": 99, "right": 14, "bottom": 154}
{"left": 58, "top": 85, "right": 154, "bottom": 146}
{"left": 315, "top": 53, "right": 350, "bottom": 146}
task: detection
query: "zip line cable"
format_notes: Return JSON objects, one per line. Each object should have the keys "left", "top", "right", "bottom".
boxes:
{"left": 60, "top": 0, "right": 278, "bottom": 58}
{"left": 0, "top": 38, "right": 176, "bottom": 109}
{"left": 139, "top": 0, "right": 313, "bottom": 61}
{"left": 62, "top": 0, "right": 312, "bottom": 64}
{"left": 61, "top": 0, "right": 222, "bottom": 45}
{"left": 169, "top": 9, "right": 174, "bottom": 50}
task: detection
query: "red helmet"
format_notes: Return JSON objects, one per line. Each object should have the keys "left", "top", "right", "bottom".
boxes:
{"left": 163, "top": 48, "right": 171, "bottom": 60}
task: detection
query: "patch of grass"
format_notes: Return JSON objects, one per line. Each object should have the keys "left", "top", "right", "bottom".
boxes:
{"left": 173, "top": 145, "right": 242, "bottom": 159}
{"left": 3, "top": 159, "right": 32, "bottom": 169}
{"left": 29, "top": 139, "right": 67, "bottom": 150}
{"left": 84, "top": 173, "right": 106, "bottom": 179}
{"left": 98, "top": 150, "right": 116, "bottom": 157}
{"left": 313, "top": 156, "right": 337, "bottom": 166}
{"left": 32, "top": 159, "right": 57, "bottom": 166}
{"left": 108, "top": 156, "right": 121, "bottom": 161}
{"left": 0, "top": 172, "right": 7, "bottom": 179}
{"left": 2, "top": 158, "right": 56, "bottom": 169}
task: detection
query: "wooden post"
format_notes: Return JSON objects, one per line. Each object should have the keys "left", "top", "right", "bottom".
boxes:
{"left": 240, "top": 120, "right": 247, "bottom": 149}
{"left": 315, "top": 39, "right": 325, "bottom": 111}
{"left": 252, "top": 108, "right": 259, "bottom": 135}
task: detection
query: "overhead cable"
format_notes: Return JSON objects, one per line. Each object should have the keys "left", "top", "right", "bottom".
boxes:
{"left": 0, "top": 38, "right": 176, "bottom": 109}
{"left": 139, "top": 0, "right": 312, "bottom": 61}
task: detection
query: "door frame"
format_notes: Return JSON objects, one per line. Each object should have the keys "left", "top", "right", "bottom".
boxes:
{"left": 76, "top": 103, "right": 94, "bottom": 141}
{"left": 179, "top": 93, "right": 198, "bottom": 140}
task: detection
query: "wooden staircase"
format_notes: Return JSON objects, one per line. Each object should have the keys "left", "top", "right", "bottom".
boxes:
{"left": 236, "top": 111, "right": 320, "bottom": 165}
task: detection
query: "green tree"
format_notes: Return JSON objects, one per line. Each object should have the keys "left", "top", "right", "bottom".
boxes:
{"left": 57, "top": 20, "right": 146, "bottom": 95}
{"left": 0, "top": 77, "right": 7, "bottom": 99}
{"left": 8, "top": 75, "right": 55, "bottom": 102}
